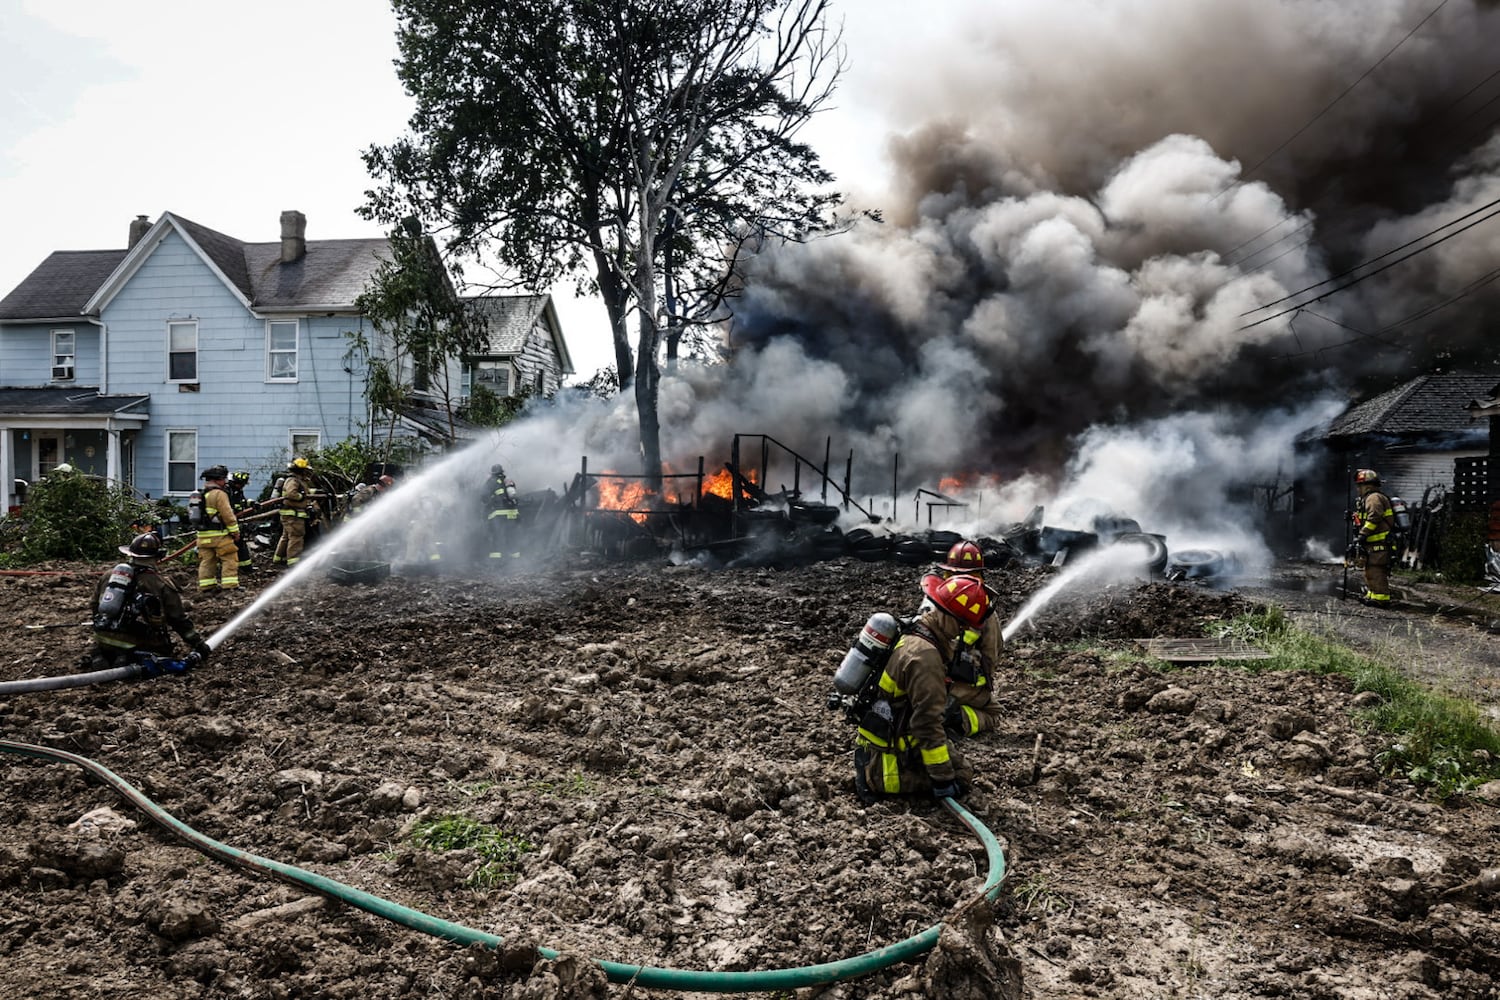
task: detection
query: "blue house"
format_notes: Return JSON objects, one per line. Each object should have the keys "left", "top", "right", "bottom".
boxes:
{"left": 0, "top": 211, "right": 573, "bottom": 511}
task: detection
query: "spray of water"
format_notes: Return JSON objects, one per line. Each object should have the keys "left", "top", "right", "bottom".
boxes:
{"left": 1000, "top": 542, "right": 1155, "bottom": 643}
{"left": 207, "top": 437, "right": 511, "bottom": 650}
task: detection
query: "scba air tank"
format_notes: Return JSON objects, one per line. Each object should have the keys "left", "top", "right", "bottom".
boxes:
{"left": 187, "top": 491, "right": 205, "bottom": 526}
{"left": 1391, "top": 496, "right": 1412, "bottom": 532}
{"left": 95, "top": 563, "right": 136, "bottom": 623}
{"left": 833, "top": 612, "right": 901, "bottom": 694}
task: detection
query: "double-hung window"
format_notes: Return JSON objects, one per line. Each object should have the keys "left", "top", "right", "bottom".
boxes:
{"left": 166, "top": 430, "right": 197, "bottom": 494}
{"left": 51, "top": 330, "right": 75, "bottom": 381}
{"left": 267, "top": 321, "right": 299, "bottom": 380}
{"left": 167, "top": 321, "right": 198, "bottom": 382}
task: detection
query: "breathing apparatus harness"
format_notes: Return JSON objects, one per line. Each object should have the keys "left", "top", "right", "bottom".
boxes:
{"left": 92, "top": 563, "right": 165, "bottom": 637}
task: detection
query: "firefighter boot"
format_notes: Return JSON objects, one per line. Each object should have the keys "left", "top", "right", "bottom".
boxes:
{"left": 852, "top": 747, "right": 879, "bottom": 805}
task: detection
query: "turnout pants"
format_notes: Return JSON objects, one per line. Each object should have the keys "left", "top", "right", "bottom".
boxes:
{"left": 1363, "top": 542, "right": 1393, "bottom": 603}
{"left": 197, "top": 534, "right": 241, "bottom": 590}
{"left": 274, "top": 517, "right": 307, "bottom": 565}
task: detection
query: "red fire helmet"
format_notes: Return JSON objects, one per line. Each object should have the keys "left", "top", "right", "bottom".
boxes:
{"left": 921, "top": 572, "right": 991, "bottom": 628}
{"left": 940, "top": 540, "right": 984, "bottom": 575}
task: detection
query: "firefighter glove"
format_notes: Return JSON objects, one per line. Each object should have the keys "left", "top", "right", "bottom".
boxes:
{"left": 1345, "top": 543, "right": 1358, "bottom": 560}
{"left": 191, "top": 639, "right": 212, "bottom": 661}
{"left": 931, "top": 779, "right": 965, "bottom": 801}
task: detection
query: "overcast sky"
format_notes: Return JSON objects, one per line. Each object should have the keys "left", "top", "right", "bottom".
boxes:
{"left": 0, "top": 0, "right": 973, "bottom": 380}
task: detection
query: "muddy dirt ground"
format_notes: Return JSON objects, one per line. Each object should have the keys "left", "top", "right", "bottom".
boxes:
{"left": 1, "top": 550, "right": 1498, "bottom": 1000}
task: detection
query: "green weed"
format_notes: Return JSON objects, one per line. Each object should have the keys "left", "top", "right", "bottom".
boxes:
{"left": 410, "top": 815, "right": 535, "bottom": 888}
{"left": 1206, "top": 611, "right": 1500, "bottom": 798}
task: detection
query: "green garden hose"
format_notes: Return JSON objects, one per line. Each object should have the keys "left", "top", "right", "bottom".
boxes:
{"left": 0, "top": 738, "right": 1006, "bottom": 991}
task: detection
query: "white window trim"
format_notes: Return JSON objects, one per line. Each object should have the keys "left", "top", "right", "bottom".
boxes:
{"left": 50, "top": 329, "right": 76, "bottom": 382}
{"left": 166, "top": 320, "right": 199, "bottom": 384}
{"left": 165, "top": 428, "right": 198, "bottom": 496}
{"left": 289, "top": 429, "right": 321, "bottom": 457}
{"left": 266, "top": 319, "right": 300, "bottom": 382}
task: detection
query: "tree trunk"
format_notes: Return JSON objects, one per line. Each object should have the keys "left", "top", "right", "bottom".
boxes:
{"left": 592, "top": 245, "right": 634, "bottom": 390}
{"left": 634, "top": 257, "right": 663, "bottom": 491}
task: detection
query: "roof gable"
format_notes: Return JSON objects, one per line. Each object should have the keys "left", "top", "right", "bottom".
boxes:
{"left": 85, "top": 213, "right": 254, "bottom": 314}
{"left": 466, "top": 293, "right": 574, "bottom": 373}
{"left": 1326, "top": 371, "right": 1500, "bottom": 437}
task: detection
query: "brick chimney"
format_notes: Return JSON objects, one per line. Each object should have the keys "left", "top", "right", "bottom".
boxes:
{"left": 280, "top": 210, "right": 307, "bottom": 263}
{"left": 128, "top": 215, "right": 151, "bottom": 248}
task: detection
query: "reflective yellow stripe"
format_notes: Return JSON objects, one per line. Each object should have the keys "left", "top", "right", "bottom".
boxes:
{"left": 98, "top": 636, "right": 136, "bottom": 649}
{"left": 197, "top": 529, "right": 228, "bottom": 539}
{"left": 857, "top": 727, "right": 890, "bottom": 747}
{"left": 921, "top": 744, "right": 951, "bottom": 766}
{"left": 880, "top": 753, "right": 901, "bottom": 794}
{"left": 877, "top": 672, "right": 902, "bottom": 697}
{"left": 962, "top": 705, "right": 980, "bottom": 734}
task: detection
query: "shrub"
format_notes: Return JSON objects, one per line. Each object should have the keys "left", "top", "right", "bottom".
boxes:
{"left": 0, "top": 472, "right": 161, "bottom": 565}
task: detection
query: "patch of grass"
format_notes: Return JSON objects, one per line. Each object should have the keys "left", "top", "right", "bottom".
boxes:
{"left": 1206, "top": 610, "right": 1500, "bottom": 798}
{"left": 529, "top": 771, "right": 597, "bottom": 798}
{"left": 410, "top": 815, "right": 535, "bottom": 888}
{"left": 1011, "top": 872, "right": 1069, "bottom": 915}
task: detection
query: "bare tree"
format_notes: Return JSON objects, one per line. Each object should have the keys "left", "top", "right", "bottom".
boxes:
{"left": 363, "top": 0, "right": 844, "bottom": 484}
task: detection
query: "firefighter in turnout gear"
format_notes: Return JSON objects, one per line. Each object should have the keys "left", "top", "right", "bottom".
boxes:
{"left": 89, "top": 532, "right": 211, "bottom": 671}
{"left": 194, "top": 466, "right": 241, "bottom": 592}
{"left": 1351, "top": 469, "right": 1397, "bottom": 606}
{"left": 273, "top": 458, "right": 317, "bottom": 567}
{"left": 483, "top": 464, "right": 521, "bottom": 564}
{"left": 853, "top": 574, "right": 989, "bottom": 804}
{"left": 226, "top": 470, "right": 255, "bottom": 573}
{"left": 929, "top": 540, "right": 1005, "bottom": 739}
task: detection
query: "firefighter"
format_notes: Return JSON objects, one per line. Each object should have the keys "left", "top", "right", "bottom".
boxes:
{"left": 272, "top": 457, "right": 317, "bottom": 568}
{"left": 853, "top": 573, "right": 989, "bottom": 804}
{"left": 1350, "top": 468, "right": 1397, "bottom": 606}
{"left": 928, "top": 540, "right": 1005, "bottom": 739}
{"left": 226, "top": 470, "right": 256, "bottom": 573}
{"left": 194, "top": 465, "right": 241, "bottom": 592}
{"left": 483, "top": 463, "right": 521, "bottom": 564}
{"left": 89, "top": 532, "right": 212, "bottom": 671}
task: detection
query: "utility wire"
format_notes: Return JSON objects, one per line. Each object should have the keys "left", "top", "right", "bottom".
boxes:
{"left": 1238, "top": 202, "right": 1500, "bottom": 331}
{"left": 1232, "top": 0, "right": 1453, "bottom": 186}
{"left": 1240, "top": 194, "right": 1500, "bottom": 315}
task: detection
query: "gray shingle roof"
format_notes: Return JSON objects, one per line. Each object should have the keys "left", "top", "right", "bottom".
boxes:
{"left": 466, "top": 294, "right": 548, "bottom": 354}
{"left": 1, "top": 213, "right": 394, "bottom": 319}
{"left": 0, "top": 250, "right": 128, "bottom": 320}
{"left": 245, "top": 238, "right": 391, "bottom": 309}
{"left": 1325, "top": 372, "right": 1500, "bottom": 437}
{"left": 0, "top": 387, "right": 149, "bottom": 417}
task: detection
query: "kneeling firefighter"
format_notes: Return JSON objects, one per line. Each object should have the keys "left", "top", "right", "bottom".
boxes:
{"left": 928, "top": 540, "right": 1005, "bottom": 739}
{"left": 89, "top": 532, "right": 213, "bottom": 672}
{"left": 846, "top": 573, "right": 992, "bottom": 804}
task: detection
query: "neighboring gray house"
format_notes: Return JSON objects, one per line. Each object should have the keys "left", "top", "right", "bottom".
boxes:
{"left": 464, "top": 294, "right": 574, "bottom": 400}
{"left": 0, "top": 211, "right": 572, "bottom": 511}
{"left": 1295, "top": 371, "right": 1500, "bottom": 547}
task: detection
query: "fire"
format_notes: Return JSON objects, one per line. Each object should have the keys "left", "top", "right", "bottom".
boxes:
{"left": 595, "top": 474, "right": 653, "bottom": 523}
{"left": 701, "top": 468, "right": 736, "bottom": 499}
{"left": 701, "top": 466, "right": 756, "bottom": 499}
{"left": 938, "top": 475, "right": 969, "bottom": 496}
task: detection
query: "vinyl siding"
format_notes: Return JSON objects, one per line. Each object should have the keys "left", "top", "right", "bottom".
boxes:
{"left": 0, "top": 322, "right": 100, "bottom": 387}
{"left": 100, "top": 230, "right": 371, "bottom": 497}
{"left": 1382, "top": 450, "right": 1486, "bottom": 507}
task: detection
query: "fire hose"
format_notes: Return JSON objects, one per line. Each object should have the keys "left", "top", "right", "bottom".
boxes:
{"left": 166, "top": 510, "right": 282, "bottom": 560}
{"left": 0, "top": 737, "right": 1006, "bottom": 991}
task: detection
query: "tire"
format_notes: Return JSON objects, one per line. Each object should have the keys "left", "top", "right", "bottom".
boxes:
{"left": 1167, "top": 549, "right": 1224, "bottom": 579}
{"left": 1112, "top": 532, "right": 1169, "bottom": 575}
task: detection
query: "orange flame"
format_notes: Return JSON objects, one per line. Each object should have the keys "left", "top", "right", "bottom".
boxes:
{"left": 938, "top": 474, "right": 975, "bottom": 496}
{"left": 595, "top": 474, "right": 653, "bottom": 523}
{"left": 701, "top": 468, "right": 737, "bottom": 498}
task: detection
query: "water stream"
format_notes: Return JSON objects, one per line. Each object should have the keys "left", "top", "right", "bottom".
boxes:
{"left": 1000, "top": 542, "right": 1155, "bottom": 643}
{"left": 207, "top": 440, "right": 500, "bottom": 650}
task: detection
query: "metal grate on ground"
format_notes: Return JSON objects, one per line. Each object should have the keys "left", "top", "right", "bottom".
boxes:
{"left": 1135, "top": 637, "right": 1272, "bottom": 664}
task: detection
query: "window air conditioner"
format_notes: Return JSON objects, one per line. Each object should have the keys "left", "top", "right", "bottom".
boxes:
{"left": 51, "top": 364, "right": 74, "bottom": 381}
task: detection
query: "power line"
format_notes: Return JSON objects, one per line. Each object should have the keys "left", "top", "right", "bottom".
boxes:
{"left": 1232, "top": 0, "right": 1453, "bottom": 186}
{"left": 1238, "top": 202, "right": 1500, "bottom": 331}
{"left": 1241, "top": 194, "right": 1500, "bottom": 316}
